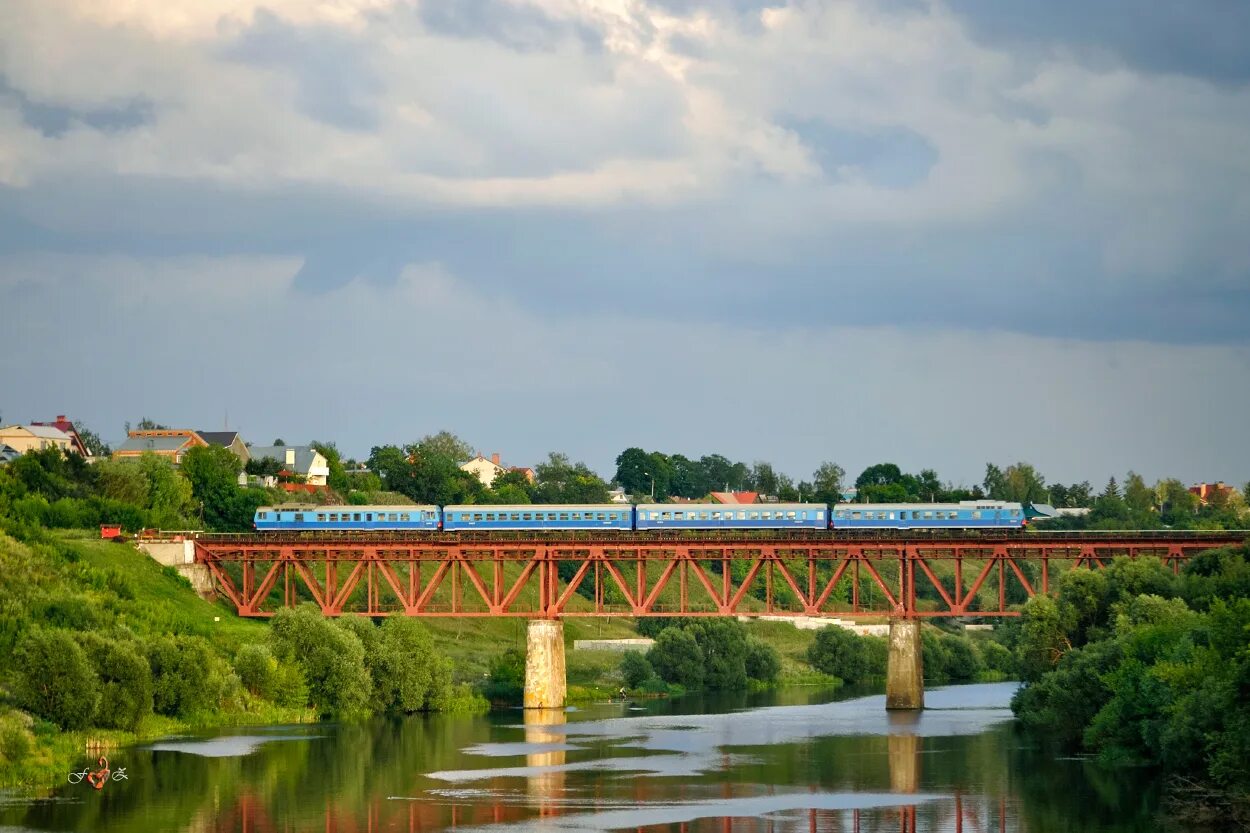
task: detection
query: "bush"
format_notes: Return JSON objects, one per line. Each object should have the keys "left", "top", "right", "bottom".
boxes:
{"left": 979, "top": 640, "right": 1016, "bottom": 675}
{"left": 485, "top": 648, "right": 526, "bottom": 703}
{"left": 235, "top": 643, "right": 278, "bottom": 698}
{"left": 12, "top": 629, "right": 99, "bottom": 730}
{"left": 269, "top": 605, "right": 372, "bottom": 718}
{"left": 647, "top": 628, "right": 704, "bottom": 689}
{"left": 0, "top": 716, "right": 34, "bottom": 765}
{"left": 806, "top": 626, "right": 876, "bottom": 683}
{"left": 79, "top": 633, "right": 153, "bottom": 731}
{"left": 148, "top": 635, "right": 222, "bottom": 717}
{"left": 373, "top": 617, "right": 451, "bottom": 713}
{"left": 745, "top": 641, "right": 781, "bottom": 683}
{"left": 688, "top": 620, "right": 749, "bottom": 690}
{"left": 620, "top": 651, "right": 653, "bottom": 688}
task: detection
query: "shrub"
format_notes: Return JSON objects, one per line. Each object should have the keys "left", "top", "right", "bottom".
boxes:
{"left": 373, "top": 617, "right": 451, "bottom": 713}
{"left": 485, "top": 648, "right": 526, "bottom": 703}
{"left": 620, "top": 651, "right": 653, "bottom": 688}
{"left": 269, "top": 605, "right": 372, "bottom": 718}
{"left": 235, "top": 644, "right": 278, "bottom": 698}
{"left": 12, "top": 629, "right": 99, "bottom": 730}
{"left": 79, "top": 633, "right": 153, "bottom": 731}
{"left": 688, "top": 620, "right": 749, "bottom": 690}
{"left": 0, "top": 715, "right": 34, "bottom": 764}
{"left": 745, "top": 641, "right": 781, "bottom": 683}
{"left": 647, "top": 628, "right": 704, "bottom": 689}
{"left": 979, "top": 640, "right": 1016, "bottom": 675}
{"left": 807, "top": 626, "right": 874, "bottom": 683}
{"left": 148, "top": 635, "right": 222, "bottom": 717}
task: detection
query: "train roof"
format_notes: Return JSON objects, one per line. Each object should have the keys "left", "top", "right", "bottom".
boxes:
{"left": 635, "top": 502, "right": 826, "bottom": 511}
{"left": 834, "top": 502, "right": 1023, "bottom": 511}
{"left": 256, "top": 504, "right": 438, "bottom": 513}
{"left": 443, "top": 503, "right": 629, "bottom": 512}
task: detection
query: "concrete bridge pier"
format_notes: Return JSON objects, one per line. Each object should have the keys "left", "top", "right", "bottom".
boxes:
{"left": 524, "top": 619, "right": 567, "bottom": 709}
{"left": 886, "top": 618, "right": 924, "bottom": 710}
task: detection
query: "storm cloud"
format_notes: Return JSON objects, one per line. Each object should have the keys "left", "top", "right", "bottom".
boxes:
{"left": 1, "top": 0, "right": 1247, "bottom": 485}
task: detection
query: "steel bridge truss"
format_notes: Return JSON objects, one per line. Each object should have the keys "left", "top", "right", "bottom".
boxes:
{"left": 194, "top": 533, "right": 1242, "bottom": 619}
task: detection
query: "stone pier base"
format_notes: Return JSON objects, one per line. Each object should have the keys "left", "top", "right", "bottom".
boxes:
{"left": 886, "top": 618, "right": 924, "bottom": 710}
{"left": 524, "top": 619, "right": 567, "bottom": 709}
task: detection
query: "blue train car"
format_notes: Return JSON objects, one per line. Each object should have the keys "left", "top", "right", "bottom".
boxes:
{"left": 442, "top": 504, "right": 633, "bottom": 531}
{"left": 635, "top": 502, "right": 827, "bottom": 530}
{"left": 254, "top": 504, "right": 441, "bottom": 531}
{"left": 830, "top": 501, "right": 1025, "bottom": 530}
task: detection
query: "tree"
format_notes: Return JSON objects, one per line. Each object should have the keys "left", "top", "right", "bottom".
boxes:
{"left": 1016, "top": 595, "right": 1069, "bottom": 682}
{"left": 647, "top": 628, "right": 704, "bottom": 689}
{"left": 76, "top": 422, "right": 111, "bottom": 456}
{"left": 148, "top": 635, "right": 224, "bottom": 717}
{"left": 688, "top": 620, "right": 749, "bottom": 690}
{"left": 181, "top": 445, "right": 243, "bottom": 529}
{"left": 983, "top": 464, "right": 1007, "bottom": 500}
{"left": 1123, "top": 472, "right": 1154, "bottom": 516}
{"left": 269, "top": 605, "right": 372, "bottom": 718}
{"left": 745, "top": 641, "right": 781, "bottom": 682}
{"left": 312, "top": 441, "right": 350, "bottom": 494}
{"left": 700, "top": 454, "right": 749, "bottom": 492}
{"left": 12, "top": 629, "right": 99, "bottom": 730}
{"left": 1002, "top": 462, "right": 1046, "bottom": 504}
{"left": 806, "top": 626, "right": 874, "bottom": 683}
{"left": 812, "top": 462, "right": 846, "bottom": 505}
{"left": 79, "top": 633, "right": 153, "bottom": 731}
{"left": 620, "top": 651, "right": 654, "bottom": 688}
{"left": 94, "top": 458, "right": 150, "bottom": 506}
{"left": 136, "top": 453, "right": 194, "bottom": 524}
{"left": 669, "top": 454, "right": 711, "bottom": 499}
{"left": 749, "top": 461, "right": 780, "bottom": 497}
{"left": 373, "top": 617, "right": 452, "bottom": 713}
{"left": 532, "top": 452, "right": 610, "bottom": 504}
{"left": 417, "top": 431, "right": 474, "bottom": 463}
{"left": 614, "top": 448, "right": 651, "bottom": 498}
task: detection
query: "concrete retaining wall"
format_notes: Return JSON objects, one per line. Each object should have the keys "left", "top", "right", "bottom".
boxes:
{"left": 572, "top": 638, "right": 655, "bottom": 652}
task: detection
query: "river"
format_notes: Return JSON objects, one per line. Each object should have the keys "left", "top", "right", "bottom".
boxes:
{"left": 1, "top": 682, "right": 1186, "bottom": 832}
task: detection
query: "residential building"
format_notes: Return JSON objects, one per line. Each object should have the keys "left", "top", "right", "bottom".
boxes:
{"left": 198, "top": 430, "right": 251, "bottom": 464}
{"left": 248, "top": 445, "right": 330, "bottom": 486}
{"left": 509, "top": 466, "right": 537, "bottom": 484}
{"left": 461, "top": 453, "right": 506, "bottom": 487}
{"left": 0, "top": 445, "right": 20, "bottom": 464}
{"left": 608, "top": 487, "right": 631, "bottom": 504}
{"left": 1189, "top": 482, "right": 1237, "bottom": 505}
{"left": 0, "top": 424, "right": 76, "bottom": 455}
{"left": 710, "top": 491, "right": 760, "bottom": 505}
{"left": 113, "top": 430, "right": 207, "bottom": 464}
{"left": 30, "top": 415, "right": 91, "bottom": 457}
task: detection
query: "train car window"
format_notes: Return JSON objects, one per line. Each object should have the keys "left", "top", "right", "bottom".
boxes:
{"left": 556, "top": 513, "right": 566, "bottom": 521}
{"left": 472, "top": 513, "right": 481, "bottom": 521}
{"left": 817, "top": 511, "right": 825, "bottom": 520}
{"left": 365, "top": 514, "right": 372, "bottom": 521}
{"left": 661, "top": 512, "right": 672, "bottom": 520}
{"left": 923, "top": 511, "right": 934, "bottom": 519}
{"left": 258, "top": 512, "right": 268, "bottom": 519}
{"left": 749, "top": 511, "right": 759, "bottom": 520}
{"left": 399, "top": 513, "right": 409, "bottom": 521}
{"left": 295, "top": 513, "right": 305, "bottom": 522}
{"left": 972, "top": 511, "right": 982, "bottom": 519}
{"left": 318, "top": 514, "right": 326, "bottom": 522}
{"left": 852, "top": 512, "right": 861, "bottom": 520}
{"left": 788, "top": 511, "right": 797, "bottom": 519}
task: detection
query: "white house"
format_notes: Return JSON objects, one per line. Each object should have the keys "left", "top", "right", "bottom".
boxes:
{"left": 461, "top": 453, "right": 506, "bottom": 488}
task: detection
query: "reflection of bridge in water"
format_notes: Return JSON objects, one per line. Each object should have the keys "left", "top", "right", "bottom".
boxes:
{"left": 195, "top": 531, "right": 1243, "bottom": 710}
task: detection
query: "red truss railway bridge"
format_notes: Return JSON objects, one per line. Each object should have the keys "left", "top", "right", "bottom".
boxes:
{"left": 194, "top": 529, "right": 1245, "bottom": 711}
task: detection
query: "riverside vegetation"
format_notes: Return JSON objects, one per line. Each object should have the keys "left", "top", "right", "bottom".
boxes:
{"left": 1010, "top": 546, "right": 1250, "bottom": 821}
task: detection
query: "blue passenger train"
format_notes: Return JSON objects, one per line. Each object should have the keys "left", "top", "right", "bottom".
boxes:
{"left": 254, "top": 500, "right": 1029, "bottom": 532}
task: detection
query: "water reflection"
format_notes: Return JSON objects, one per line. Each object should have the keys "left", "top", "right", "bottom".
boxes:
{"left": 0, "top": 684, "right": 1185, "bottom": 833}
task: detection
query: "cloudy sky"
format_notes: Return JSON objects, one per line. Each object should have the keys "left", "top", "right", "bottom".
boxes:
{"left": 2, "top": 0, "right": 1248, "bottom": 488}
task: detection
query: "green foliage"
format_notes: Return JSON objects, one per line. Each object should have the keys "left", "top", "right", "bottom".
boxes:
{"left": 647, "top": 628, "right": 704, "bottom": 689}
{"left": 234, "top": 643, "right": 278, "bottom": 698}
{"left": 485, "top": 648, "right": 526, "bottom": 703}
{"left": 689, "top": 620, "right": 749, "bottom": 689}
{"left": 311, "top": 442, "right": 350, "bottom": 494}
{"left": 620, "top": 651, "right": 653, "bottom": 688}
{"left": 268, "top": 606, "right": 372, "bottom": 718}
{"left": 806, "top": 626, "right": 879, "bottom": 684}
{"left": 745, "top": 640, "right": 781, "bottom": 683}
{"left": 11, "top": 629, "right": 99, "bottom": 730}
{"left": 1013, "top": 546, "right": 1250, "bottom": 793}
{"left": 1016, "top": 595, "right": 1069, "bottom": 682}
{"left": 180, "top": 445, "right": 245, "bottom": 530}
{"left": 78, "top": 633, "right": 153, "bottom": 731}
{"left": 978, "top": 640, "right": 1016, "bottom": 675}
{"left": 922, "top": 629, "right": 983, "bottom": 683}
{"left": 147, "top": 635, "right": 223, "bottom": 718}
{"left": 364, "top": 617, "right": 452, "bottom": 713}
{"left": 532, "top": 452, "right": 610, "bottom": 503}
